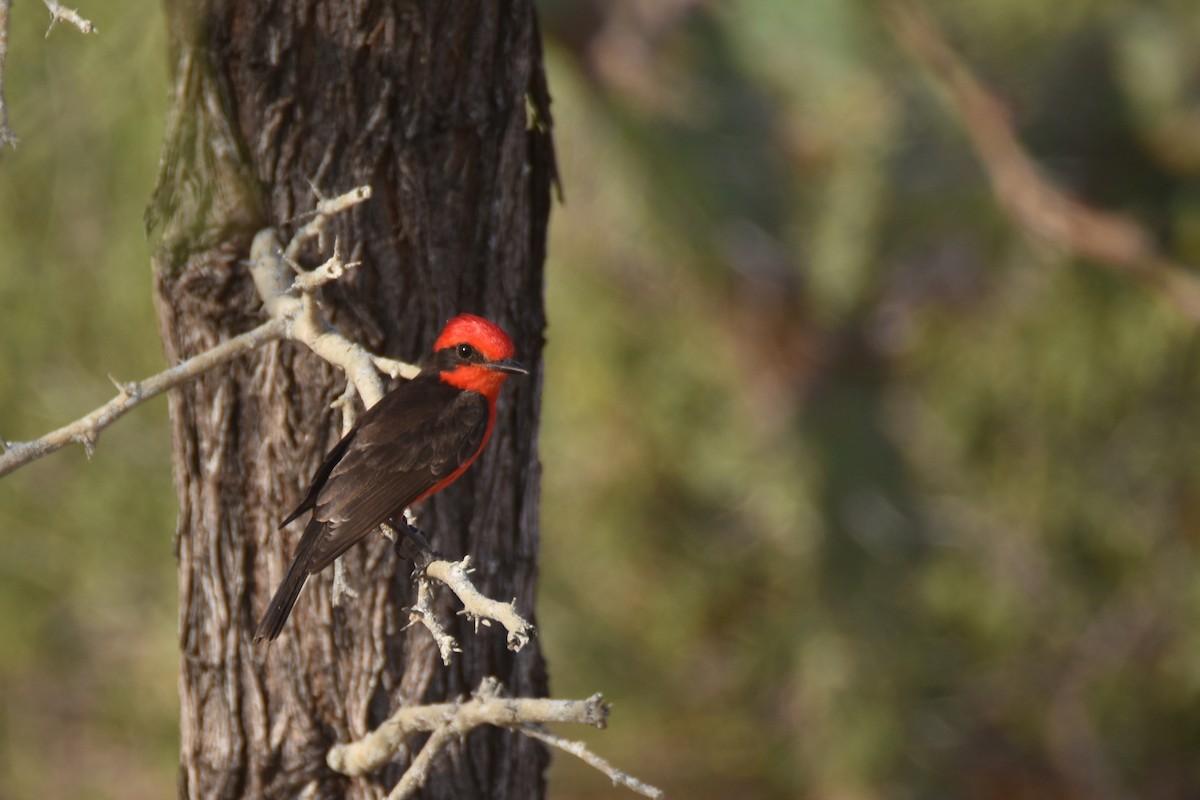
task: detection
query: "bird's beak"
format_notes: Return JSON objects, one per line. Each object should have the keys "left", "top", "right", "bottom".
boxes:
{"left": 487, "top": 358, "right": 529, "bottom": 375}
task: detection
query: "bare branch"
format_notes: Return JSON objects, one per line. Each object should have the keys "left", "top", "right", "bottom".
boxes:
{"left": 1, "top": 183, "right": 415, "bottom": 478}
{"left": 327, "top": 677, "right": 609, "bottom": 778}
{"left": 392, "top": 521, "right": 535, "bottom": 657}
{"left": 878, "top": 0, "right": 1200, "bottom": 324}
{"left": 406, "top": 575, "right": 460, "bottom": 665}
{"left": 284, "top": 184, "right": 373, "bottom": 262}
{"left": 331, "top": 380, "right": 361, "bottom": 433}
{"left": 392, "top": 512, "right": 459, "bottom": 661}
{"left": 383, "top": 723, "right": 456, "bottom": 800}
{"left": 521, "top": 725, "right": 666, "bottom": 800}
{"left": 286, "top": 239, "right": 360, "bottom": 293}
{"left": 327, "top": 678, "right": 661, "bottom": 799}
{"left": 249, "top": 225, "right": 419, "bottom": 408}
{"left": 0, "top": 318, "right": 285, "bottom": 477}
{"left": 42, "top": 0, "right": 95, "bottom": 36}
{"left": 371, "top": 355, "right": 413, "bottom": 380}
{"left": 426, "top": 557, "right": 533, "bottom": 652}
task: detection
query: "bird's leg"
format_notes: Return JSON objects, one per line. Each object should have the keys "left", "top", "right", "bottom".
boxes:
{"left": 386, "top": 514, "right": 463, "bottom": 664}
{"left": 387, "top": 515, "right": 441, "bottom": 573}
{"left": 397, "top": 517, "right": 434, "bottom": 553}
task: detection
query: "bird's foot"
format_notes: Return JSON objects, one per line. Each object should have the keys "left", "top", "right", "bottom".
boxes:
{"left": 386, "top": 516, "right": 444, "bottom": 572}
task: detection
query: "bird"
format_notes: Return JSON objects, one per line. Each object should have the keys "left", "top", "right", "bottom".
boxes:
{"left": 254, "top": 313, "right": 527, "bottom": 643}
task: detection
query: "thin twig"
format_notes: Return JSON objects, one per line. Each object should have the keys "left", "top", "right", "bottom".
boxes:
{"left": 286, "top": 239, "right": 361, "bottom": 293}
{"left": 0, "top": 319, "right": 285, "bottom": 477}
{"left": 284, "top": 184, "right": 372, "bottom": 262}
{"left": 1, "top": 184, "right": 416, "bottom": 478}
{"left": 393, "top": 513, "right": 458, "bottom": 661}
{"left": 42, "top": 0, "right": 95, "bottom": 36}
{"left": 331, "top": 380, "right": 361, "bottom": 433}
{"left": 521, "top": 725, "right": 665, "bottom": 800}
{"left": 0, "top": 0, "right": 97, "bottom": 147}
{"left": 406, "top": 575, "right": 460, "bottom": 665}
{"left": 371, "top": 355, "right": 412, "bottom": 379}
{"left": 0, "top": 0, "right": 15, "bottom": 148}
{"left": 877, "top": 0, "right": 1200, "bottom": 324}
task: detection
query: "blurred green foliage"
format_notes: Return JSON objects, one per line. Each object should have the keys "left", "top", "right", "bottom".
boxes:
{"left": 536, "top": 1, "right": 1200, "bottom": 798}
{"left": 4, "top": 0, "right": 1200, "bottom": 798}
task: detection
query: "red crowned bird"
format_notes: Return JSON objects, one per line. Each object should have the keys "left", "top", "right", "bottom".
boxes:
{"left": 254, "top": 314, "right": 527, "bottom": 642}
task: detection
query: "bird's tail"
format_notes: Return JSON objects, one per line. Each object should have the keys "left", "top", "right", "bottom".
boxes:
{"left": 254, "top": 517, "right": 322, "bottom": 643}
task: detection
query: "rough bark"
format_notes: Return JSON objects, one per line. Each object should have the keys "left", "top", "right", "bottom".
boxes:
{"left": 148, "top": 2, "right": 555, "bottom": 798}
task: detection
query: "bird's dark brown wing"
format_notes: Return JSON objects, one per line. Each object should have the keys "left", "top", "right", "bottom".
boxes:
{"left": 255, "top": 376, "right": 489, "bottom": 643}
{"left": 279, "top": 428, "right": 358, "bottom": 528}
{"left": 303, "top": 376, "right": 489, "bottom": 572}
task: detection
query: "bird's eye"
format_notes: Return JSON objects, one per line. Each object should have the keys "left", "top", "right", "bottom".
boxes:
{"left": 457, "top": 343, "right": 478, "bottom": 360}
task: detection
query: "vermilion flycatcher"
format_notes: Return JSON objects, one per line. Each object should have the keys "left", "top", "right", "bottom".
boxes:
{"left": 254, "top": 313, "right": 527, "bottom": 642}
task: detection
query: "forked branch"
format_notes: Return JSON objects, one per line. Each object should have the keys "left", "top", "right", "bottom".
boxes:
{"left": 327, "top": 677, "right": 663, "bottom": 800}
{"left": 392, "top": 521, "right": 534, "bottom": 663}
{"left": 0, "top": 184, "right": 409, "bottom": 478}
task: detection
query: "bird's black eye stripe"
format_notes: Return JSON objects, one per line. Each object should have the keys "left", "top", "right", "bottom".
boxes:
{"left": 456, "top": 343, "right": 479, "bottom": 361}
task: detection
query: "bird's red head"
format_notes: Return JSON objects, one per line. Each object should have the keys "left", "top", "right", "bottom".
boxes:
{"left": 432, "top": 314, "right": 527, "bottom": 400}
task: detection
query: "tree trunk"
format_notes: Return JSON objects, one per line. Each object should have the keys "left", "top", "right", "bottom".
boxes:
{"left": 148, "top": 2, "right": 555, "bottom": 798}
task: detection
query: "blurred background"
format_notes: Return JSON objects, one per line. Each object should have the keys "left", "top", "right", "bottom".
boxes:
{"left": 3, "top": 0, "right": 1200, "bottom": 797}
